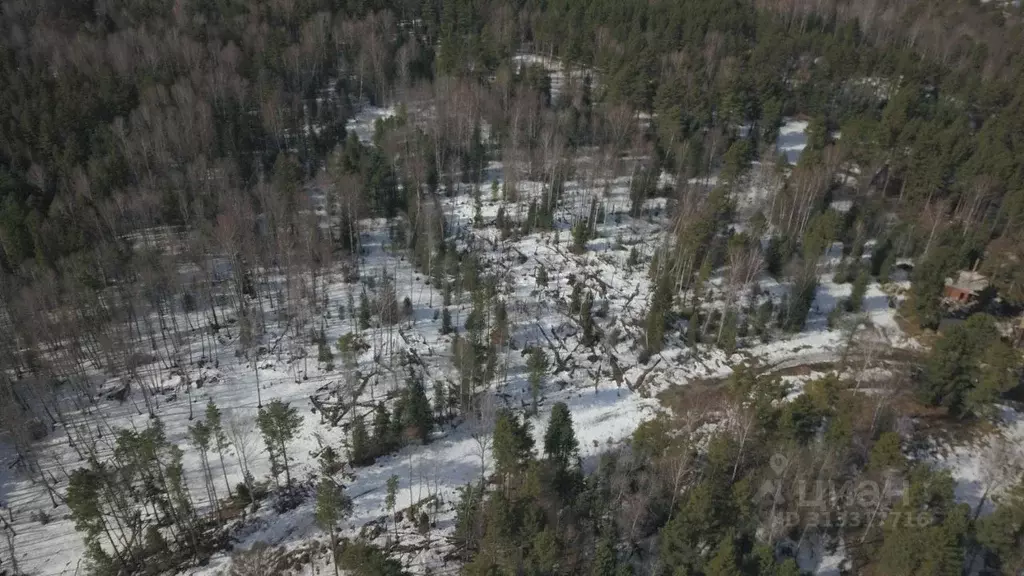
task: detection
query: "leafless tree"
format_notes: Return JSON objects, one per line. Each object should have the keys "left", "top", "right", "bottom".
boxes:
{"left": 227, "top": 411, "right": 261, "bottom": 499}
{"left": 0, "top": 506, "right": 18, "bottom": 576}
{"left": 469, "top": 394, "right": 497, "bottom": 484}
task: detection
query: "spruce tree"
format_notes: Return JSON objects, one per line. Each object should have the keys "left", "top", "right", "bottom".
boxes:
{"left": 401, "top": 375, "right": 433, "bottom": 444}
{"left": 433, "top": 381, "right": 448, "bottom": 422}
{"left": 441, "top": 307, "right": 454, "bottom": 334}
{"left": 847, "top": 268, "right": 869, "bottom": 313}
{"left": 378, "top": 274, "right": 400, "bottom": 326}
{"left": 350, "top": 413, "right": 371, "bottom": 466}
{"left": 358, "top": 290, "right": 372, "bottom": 329}
{"left": 473, "top": 185, "right": 483, "bottom": 227}
{"left": 627, "top": 247, "right": 639, "bottom": 268}
{"left": 543, "top": 402, "right": 579, "bottom": 471}
{"left": 580, "top": 291, "right": 596, "bottom": 346}
{"left": 527, "top": 347, "right": 549, "bottom": 415}
{"left": 536, "top": 264, "right": 549, "bottom": 287}
{"left": 319, "top": 446, "right": 342, "bottom": 476}
{"left": 571, "top": 219, "right": 589, "bottom": 253}
{"left": 385, "top": 475, "right": 400, "bottom": 543}
{"left": 569, "top": 282, "right": 583, "bottom": 315}
{"left": 372, "top": 402, "right": 393, "bottom": 455}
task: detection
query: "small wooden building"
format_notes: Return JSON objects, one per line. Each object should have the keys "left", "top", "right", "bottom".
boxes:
{"left": 943, "top": 270, "right": 989, "bottom": 303}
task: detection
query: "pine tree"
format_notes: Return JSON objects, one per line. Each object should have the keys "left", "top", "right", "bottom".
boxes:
{"left": 143, "top": 526, "right": 170, "bottom": 571}
{"left": 205, "top": 399, "right": 233, "bottom": 498}
{"left": 774, "top": 559, "right": 801, "bottom": 576}
{"left": 705, "top": 534, "right": 741, "bottom": 576}
{"left": 592, "top": 532, "right": 618, "bottom": 576}
{"left": 257, "top": 400, "right": 303, "bottom": 486}
{"left": 629, "top": 165, "right": 654, "bottom": 217}
{"left": 976, "top": 480, "right": 1024, "bottom": 573}
{"left": 721, "top": 139, "right": 752, "bottom": 183}
{"left": 316, "top": 477, "right": 352, "bottom": 576}
{"left": 919, "top": 313, "right": 1018, "bottom": 417}
{"left": 718, "top": 310, "right": 738, "bottom": 354}
{"left": 490, "top": 299, "right": 508, "bottom": 348}
{"left": 869, "top": 431, "right": 906, "bottom": 472}
{"left": 165, "top": 444, "right": 198, "bottom": 549}
{"left": 658, "top": 481, "right": 721, "bottom": 573}
{"left": 67, "top": 468, "right": 113, "bottom": 564}
{"left": 492, "top": 409, "right": 534, "bottom": 485}
{"left": 530, "top": 528, "right": 560, "bottom": 573}
{"left": 783, "top": 274, "right": 818, "bottom": 332}
{"left": 645, "top": 268, "right": 673, "bottom": 353}
{"left": 522, "top": 200, "right": 538, "bottom": 236}
{"left": 452, "top": 482, "right": 484, "bottom": 559}
{"left": 909, "top": 244, "right": 957, "bottom": 330}
{"left": 188, "top": 420, "right": 219, "bottom": 515}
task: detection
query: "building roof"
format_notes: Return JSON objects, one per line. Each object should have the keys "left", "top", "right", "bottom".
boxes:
{"left": 945, "top": 270, "right": 989, "bottom": 294}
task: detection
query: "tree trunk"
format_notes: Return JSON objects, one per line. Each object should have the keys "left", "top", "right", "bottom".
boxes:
{"left": 218, "top": 450, "right": 233, "bottom": 498}
{"left": 281, "top": 443, "right": 292, "bottom": 486}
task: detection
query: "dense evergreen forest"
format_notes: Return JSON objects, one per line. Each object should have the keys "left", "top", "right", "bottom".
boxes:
{"left": 2, "top": 0, "right": 1024, "bottom": 574}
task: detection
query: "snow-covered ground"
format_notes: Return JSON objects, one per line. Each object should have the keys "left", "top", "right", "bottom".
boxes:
{"left": 929, "top": 405, "right": 1024, "bottom": 516}
{"left": 346, "top": 105, "right": 396, "bottom": 144}
{"left": 0, "top": 173, "right": 668, "bottom": 575}
{"left": 512, "top": 53, "right": 596, "bottom": 105}
{"left": 776, "top": 119, "right": 809, "bottom": 165}
{"left": 0, "top": 124, "right": 1008, "bottom": 576}
{"left": 0, "top": 175, "right": 921, "bottom": 575}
